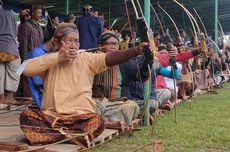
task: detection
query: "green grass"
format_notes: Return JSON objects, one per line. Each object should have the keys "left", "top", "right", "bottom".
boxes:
{"left": 93, "top": 83, "right": 230, "bottom": 152}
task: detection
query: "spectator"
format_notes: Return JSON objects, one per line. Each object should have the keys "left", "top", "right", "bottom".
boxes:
{"left": 18, "top": 4, "right": 44, "bottom": 99}
{"left": 0, "top": 0, "right": 21, "bottom": 105}
{"left": 77, "top": 4, "right": 104, "bottom": 49}
{"left": 19, "top": 4, "right": 44, "bottom": 60}
{"left": 18, "top": 9, "right": 31, "bottom": 48}
{"left": 93, "top": 10, "right": 98, "bottom": 18}
{"left": 44, "top": 14, "right": 59, "bottom": 39}
{"left": 64, "top": 13, "right": 76, "bottom": 23}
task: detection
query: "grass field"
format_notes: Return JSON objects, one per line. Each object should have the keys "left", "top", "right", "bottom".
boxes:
{"left": 94, "top": 83, "right": 230, "bottom": 152}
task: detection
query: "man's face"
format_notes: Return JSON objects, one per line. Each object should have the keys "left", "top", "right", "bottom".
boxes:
{"left": 69, "top": 18, "right": 76, "bottom": 23}
{"left": 53, "top": 17, "right": 60, "bottom": 26}
{"left": 54, "top": 32, "right": 79, "bottom": 53}
{"left": 32, "top": 9, "right": 42, "bottom": 21}
{"left": 132, "top": 32, "right": 137, "bottom": 39}
{"left": 61, "top": 32, "right": 80, "bottom": 50}
{"left": 181, "top": 31, "right": 186, "bottom": 37}
{"left": 93, "top": 11, "right": 98, "bottom": 17}
{"left": 155, "top": 34, "right": 160, "bottom": 39}
{"left": 103, "top": 37, "right": 119, "bottom": 53}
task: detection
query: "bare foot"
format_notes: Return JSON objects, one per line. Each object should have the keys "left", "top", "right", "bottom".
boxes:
{"left": 159, "top": 103, "right": 171, "bottom": 111}
{"left": 3, "top": 98, "right": 18, "bottom": 105}
{"left": 105, "top": 121, "right": 125, "bottom": 131}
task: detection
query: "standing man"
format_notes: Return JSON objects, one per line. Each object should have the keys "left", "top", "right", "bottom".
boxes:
{"left": 77, "top": 5, "right": 104, "bottom": 49}
{"left": 18, "top": 9, "right": 31, "bottom": 51}
{"left": 19, "top": 4, "right": 44, "bottom": 98}
{"left": 44, "top": 14, "right": 59, "bottom": 41}
{"left": 19, "top": 4, "right": 44, "bottom": 60}
{"left": 64, "top": 13, "right": 76, "bottom": 23}
{"left": 0, "top": 0, "right": 21, "bottom": 104}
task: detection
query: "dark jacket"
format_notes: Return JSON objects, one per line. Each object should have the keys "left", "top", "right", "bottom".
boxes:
{"left": 77, "top": 15, "right": 103, "bottom": 49}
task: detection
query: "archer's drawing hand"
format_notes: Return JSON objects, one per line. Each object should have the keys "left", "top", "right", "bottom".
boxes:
{"left": 58, "top": 41, "right": 79, "bottom": 63}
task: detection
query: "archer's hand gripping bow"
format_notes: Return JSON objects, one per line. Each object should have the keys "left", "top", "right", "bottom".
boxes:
{"left": 130, "top": 0, "right": 157, "bottom": 126}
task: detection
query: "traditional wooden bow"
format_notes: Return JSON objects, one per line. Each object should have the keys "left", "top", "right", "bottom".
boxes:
{"left": 130, "top": 0, "right": 158, "bottom": 126}
{"left": 157, "top": 2, "right": 181, "bottom": 41}
{"left": 150, "top": 3, "right": 165, "bottom": 36}
{"left": 157, "top": 2, "right": 179, "bottom": 123}
{"left": 193, "top": 8, "right": 221, "bottom": 83}
{"left": 172, "top": 0, "right": 207, "bottom": 54}
{"left": 218, "top": 20, "right": 226, "bottom": 51}
{"left": 173, "top": 1, "right": 214, "bottom": 107}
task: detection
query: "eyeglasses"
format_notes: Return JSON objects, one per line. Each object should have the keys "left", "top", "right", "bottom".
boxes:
{"left": 103, "top": 42, "right": 119, "bottom": 46}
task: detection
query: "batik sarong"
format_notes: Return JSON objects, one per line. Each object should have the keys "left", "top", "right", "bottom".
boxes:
{"left": 96, "top": 98, "right": 139, "bottom": 126}
{"left": 20, "top": 109, "right": 105, "bottom": 146}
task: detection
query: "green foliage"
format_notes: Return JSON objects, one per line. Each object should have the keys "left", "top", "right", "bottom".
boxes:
{"left": 94, "top": 84, "right": 230, "bottom": 152}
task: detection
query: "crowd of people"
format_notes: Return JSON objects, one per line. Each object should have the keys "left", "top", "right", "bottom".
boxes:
{"left": 0, "top": 0, "right": 230, "bottom": 147}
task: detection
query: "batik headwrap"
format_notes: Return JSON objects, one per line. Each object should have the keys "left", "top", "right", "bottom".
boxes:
{"left": 99, "top": 32, "right": 119, "bottom": 45}
{"left": 54, "top": 23, "right": 78, "bottom": 41}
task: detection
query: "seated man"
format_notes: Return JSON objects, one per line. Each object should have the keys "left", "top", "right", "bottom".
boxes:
{"left": 129, "top": 53, "right": 179, "bottom": 112}
{"left": 156, "top": 44, "right": 202, "bottom": 101}
{"left": 130, "top": 39, "right": 199, "bottom": 112}
{"left": 27, "top": 29, "right": 55, "bottom": 108}
{"left": 20, "top": 23, "right": 148, "bottom": 146}
{"left": 93, "top": 32, "right": 152, "bottom": 128}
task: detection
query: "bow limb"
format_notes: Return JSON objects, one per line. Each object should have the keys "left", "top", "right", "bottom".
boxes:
{"left": 218, "top": 20, "right": 224, "bottom": 40}
{"left": 150, "top": 3, "right": 165, "bottom": 35}
{"left": 218, "top": 20, "right": 226, "bottom": 51}
{"left": 185, "top": 10, "right": 197, "bottom": 39}
{"left": 131, "top": 0, "right": 159, "bottom": 127}
{"left": 131, "top": 0, "right": 157, "bottom": 54}
{"left": 124, "top": 0, "right": 134, "bottom": 40}
{"left": 172, "top": 1, "right": 198, "bottom": 47}
{"left": 193, "top": 8, "right": 208, "bottom": 38}
{"left": 173, "top": 0, "right": 207, "bottom": 54}
{"left": 172, "top": 0, "right": 201, "bottom": 34}
{"left": 207, "top": 37, "right": 221, "bottom": 52}
{"left": 130, "top": 0, "right": 151, "bottom": 127}
{"left": 173, "top": 1, "right": 210, "bottom": 99}
{"left": 193, "top": 8, "right": 215, "bottom": 54}
{"left": 193, "top": 8, "right": 219, "bottom": 90}
{"left": 119, "top": 22, "right": 128, "bottom": 33}
{"left": 157, "top": 2, "right": 178, "bottom": 123}
{"left": 193, "top": 8, "right": 220, "bottom": 53}
{"left": 157, "top": 2, "right": 181, "bottom": 40}
{"left": 131, "top": 0, "right": 148, "bottom": 28}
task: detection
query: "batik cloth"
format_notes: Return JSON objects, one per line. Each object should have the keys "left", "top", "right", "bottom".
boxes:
{"left": 20, "top": 109, "right": 105, "bottom": 146}
{"left": 95, "top": 98, "right": 139, "bottom": 126}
